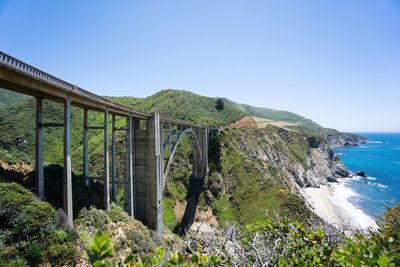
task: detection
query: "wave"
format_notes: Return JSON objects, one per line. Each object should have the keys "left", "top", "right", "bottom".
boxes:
{"left": 368, "top": 141, "right": 383, "bottom": 144}
{"left": 371, "top": 183, "right": 387, "bottom": 188}
{"left": 394, "top": 148, "right": 400, "bottom": 150}
{"left": 330, "top": 181, "right": 378, "bottom": 230}
{"left": 365, "top": 177, "right": 376, "bottom": 181}
{"left": 395, "top": 162, "right": 400, "bottom": 164}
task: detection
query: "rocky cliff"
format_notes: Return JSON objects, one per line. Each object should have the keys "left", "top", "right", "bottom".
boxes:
{"left": 165, "top": 124, "right": 354, "bottom": 229}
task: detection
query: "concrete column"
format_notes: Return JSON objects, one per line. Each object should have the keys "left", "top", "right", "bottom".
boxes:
{"left": 104, "top": 108, "right": 110, "bottom": 211}
{"left": 146, "top": 113, "right": 163, "bottom": 235}
{"left": 134, "top": 122, "right": 147, "bottom": 223}
{"left": 83, "top": 109, "right": 89, "bottom": 186}
{"left": 63, "top": 95, "right": 73, "bottom": 228}
{"left": 201, "top": 128, "right": 209, "bottom": 176}
{"left": 35, "top": 97, "right": 44, "bottom": 200}
{"left": 169, "top": 124, "right": 172, "bottom": 156}
{"left": 175, "top": 125, "right": 178, "bottom": 143}
{"left": 111, "top": 114, "right": 116, "bottom": 202}
{"left": 160, "top": 122, "right": 163, "bottom": 154}
{"left": 124, "top": 116, "right": 134, "bottom": 217}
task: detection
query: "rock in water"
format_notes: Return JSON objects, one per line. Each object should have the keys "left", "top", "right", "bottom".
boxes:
{"left": 327, "top": 177, "right": 338, "bottom": 183}
{"left": 356, "top": 171, "right": 366, "bottom": 177}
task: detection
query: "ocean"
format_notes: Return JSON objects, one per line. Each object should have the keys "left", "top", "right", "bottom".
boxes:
{"left": 333, "top": 133, "right": 400, "bottom": 228}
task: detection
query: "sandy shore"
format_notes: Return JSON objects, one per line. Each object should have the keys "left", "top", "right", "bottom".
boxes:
{"left": 302, "top": 185, "right": 344, "bottom": 226}
{"left": 302, "top": 183, "right": 378, "bottom": 230}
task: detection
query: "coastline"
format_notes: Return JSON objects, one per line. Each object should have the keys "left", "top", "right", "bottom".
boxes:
{"left": 302, "top": 180, "right": 378, "bottom": 230}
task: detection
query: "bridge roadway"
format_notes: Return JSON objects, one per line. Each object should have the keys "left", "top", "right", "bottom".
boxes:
{"left": 0, "top": 51, "right": 209, "bottom": 236}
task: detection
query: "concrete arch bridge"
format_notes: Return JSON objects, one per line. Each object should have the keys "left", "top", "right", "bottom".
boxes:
{"left": 0, "top": 51, "right": 212, "bottom": 236}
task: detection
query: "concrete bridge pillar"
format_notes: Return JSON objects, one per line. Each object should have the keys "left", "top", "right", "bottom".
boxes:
{"left": 35, "top": 97, "right": 44, "bottom": 200}
{"left": 103, "top": 108, "right": 110, "bottom": 211}
{"left": 192, "top": 127, "right": 208, "bottom": 179}
{"left": 124, "top": 116, "right": 134, "bottom": 217}
{"left": 63, "top": 95, "right": 73, "bottom": 228}
{"left": 134, "top": 113, "right": 163, "bottom": 236}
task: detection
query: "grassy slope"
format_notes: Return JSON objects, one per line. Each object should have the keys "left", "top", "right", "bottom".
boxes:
{"left": 110, "top": 89, "right": 246, "bottom": 127}
{"left": 0, "top": 88, "right": 327, "bottom": 229}
{"left": 223, "top": 98, "right": 322, "bottom": 129}
{"left": 0, "top": 89, "right": 30, "bottom": 108}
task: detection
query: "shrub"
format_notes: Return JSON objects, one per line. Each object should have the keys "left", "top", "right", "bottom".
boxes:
{"left": 215, "top": 98, "right": 225, "bottom": 111}
{"left": 24, "top": 240, "right": 44, "bottom": 264}
{"left": 0, "top": 182, "right": 77, "bottom": 265}
{"left": 86, "top": 232, "right": 114, "bottom": 267}
{"left": 0, "top": 182, "right": 58, "bottom": 242}
{"left": 333, "top": 205, "right": 400, "bottom": 266}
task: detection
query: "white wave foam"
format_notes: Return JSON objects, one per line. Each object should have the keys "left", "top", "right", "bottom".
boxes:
{"left": 368, "top": 141, "right": 383, "bottom": 144}
{"left": 330, "top": 181, "right": 378, "bottom": 230}
{"left": 372, "top": 183, "right": 387, "bottom": 188}
{"left": 365, "top": 177, "right": 377, "bottom": 181}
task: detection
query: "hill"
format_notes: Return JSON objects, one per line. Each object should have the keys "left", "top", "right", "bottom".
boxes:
{"left": 223, "top": 99, "right": 322, "bottom": 129}
{"left": 109, "top": 89, "right": 322, "bottom": 129}
{"left": 0, "top": 90, "right": 29, "bottom": 109}
{"left": 109, "top": 89, "right": 246, "bottom": 127}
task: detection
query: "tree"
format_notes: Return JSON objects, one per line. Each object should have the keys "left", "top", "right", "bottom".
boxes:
{"left": 215, "top": 98, "right": 224, "bottom": 111}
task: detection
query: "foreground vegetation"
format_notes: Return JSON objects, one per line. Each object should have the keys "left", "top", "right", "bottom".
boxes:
{"left": 1, "top": 88, "right": 398, "bottom": 266}
{"left": 1, "top": 181, "right": 399, "bottom": 266}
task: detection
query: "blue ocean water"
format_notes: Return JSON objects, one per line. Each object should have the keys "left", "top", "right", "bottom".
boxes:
{"left": 334, "top": 133, "right": 400, "bottom": 221}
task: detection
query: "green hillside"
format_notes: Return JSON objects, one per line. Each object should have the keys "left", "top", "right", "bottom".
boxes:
{"left": 109, "top": 90, "right": 322, "bottom": 129}
{"left": 0, "top": 89, "right": 30, "bottom": 108}
{"left": 224, "top": 99, "right": 322, "bottom": 129}
{"left": 109, "top": 89, "right": 246, "bottom": 127}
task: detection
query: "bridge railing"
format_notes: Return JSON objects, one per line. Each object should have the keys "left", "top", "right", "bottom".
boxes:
{"left": 0, "top": 51, "right": 76, "bottom": 91}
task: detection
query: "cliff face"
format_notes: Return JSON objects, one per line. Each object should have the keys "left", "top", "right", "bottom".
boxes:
{"left": 164, "top": 125, "right": 357, "bottom": 228}
{"left": 325, "top": 131, "right": 368, "bottom": 147}
{"left": 224, "top": 126, "right": 349, "bottom": 189}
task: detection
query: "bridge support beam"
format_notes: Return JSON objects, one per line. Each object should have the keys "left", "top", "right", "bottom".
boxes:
{"left": 111, "top": 114, "right": 116, "bottom": 202}
{"left": 104, "top": 108, "right": 110, "bottom": 211}
{"left": 83, "top": 109, "right": 89, "bottom": 186}
{"left": 35, "top": 97, "right": 44, "bottom": 200}
{"left": 124, "top": 116, "right": 134, "bottom": 217}
{"left": 147, "top": 113, "right": 163, "bottom": 236}
{"left": 134, "top": 113, "right": 163, "bottom": 236}
{"left": 63, "top": 96, "right": 73, "bottom": 228}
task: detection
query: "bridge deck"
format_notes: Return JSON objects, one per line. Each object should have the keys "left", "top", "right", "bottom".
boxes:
{"left": 0, "top": 51, "right": 204, "bottom": 128}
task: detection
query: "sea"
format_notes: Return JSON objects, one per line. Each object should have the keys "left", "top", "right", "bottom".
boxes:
{"left": 333, "top": 133, "right": 400, "bottom": 229}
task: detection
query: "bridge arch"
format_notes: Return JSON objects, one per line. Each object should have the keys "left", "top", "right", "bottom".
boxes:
{"left": 162, "top": 127, "right": 205, "bottom": 190}
{"left": 160, "top": 124, "right": 208, "bottom": 233}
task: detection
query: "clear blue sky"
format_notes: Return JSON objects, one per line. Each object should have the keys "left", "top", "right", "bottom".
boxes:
{"left": 1, "top": 0, "right": 399, "bottom": 132}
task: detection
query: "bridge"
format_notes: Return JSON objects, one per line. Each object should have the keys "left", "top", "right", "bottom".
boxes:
{"left": 0, "top": 51, "right": 209, "bottom": 236}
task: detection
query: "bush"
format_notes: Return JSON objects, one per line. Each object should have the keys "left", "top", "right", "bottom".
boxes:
{"left": 215, "top": 98, "right": 225, "bottom": 111}
{"left": 0, "top": 182, "right": 77, "bottom": 265}
{"left": 24, "top": 240, "right": 44, "bottom": 264}
{"left": 0, "top": 182, "right": 58, "bottom": 240}
{"left": 333, "top": 205, "right": 400, "bottom": 266}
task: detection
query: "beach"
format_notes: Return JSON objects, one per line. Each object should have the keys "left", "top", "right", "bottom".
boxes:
{"left": 302, "top": 185, "right": 343, "bottom": 226}
{"left": 302, "top": 181, "right": 378, "bottom": 230}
